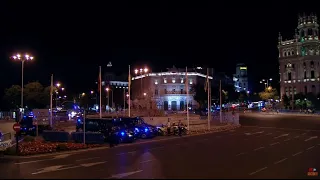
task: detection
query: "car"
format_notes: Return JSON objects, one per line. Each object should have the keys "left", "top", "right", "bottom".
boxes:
{"left": 116, "top": 117, "right": 157, "bottom": 139}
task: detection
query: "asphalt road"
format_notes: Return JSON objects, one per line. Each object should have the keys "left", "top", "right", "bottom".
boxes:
{"left": 0, "top": 126, "right": 319, "bottom": 179}
{"left": 240, "top": 112, "right": 320, "bottom": 130}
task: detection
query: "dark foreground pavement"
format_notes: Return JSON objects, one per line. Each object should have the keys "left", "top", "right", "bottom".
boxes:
{"left": 0, "top": 126, "right": 319, "bottom": 179}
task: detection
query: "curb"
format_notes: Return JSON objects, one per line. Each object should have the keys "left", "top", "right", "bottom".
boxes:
{"left": 2, "top": 125, "right": 240, "bottom": 159}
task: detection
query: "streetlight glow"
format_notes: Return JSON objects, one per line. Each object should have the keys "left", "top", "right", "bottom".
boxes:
{"left": 144, "top": 68, "right": 148, "bottom": 73}
{"left": 134, "top": 69, "right": 138, "bottom": 74}
{"left": 106, "top": 88, "right": 109, "bottom": 91}
{"left": 91, "top": 90, "right": 94, "bottom": 94}
{"left": 56, "top": 83, "right": 61, "bottom": 87}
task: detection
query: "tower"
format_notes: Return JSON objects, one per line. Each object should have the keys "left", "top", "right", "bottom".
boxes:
{"left": 278, "top": 13, "right": 320, "bottom": 99}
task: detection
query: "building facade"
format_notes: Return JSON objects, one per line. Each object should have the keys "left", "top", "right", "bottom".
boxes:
{"left": 278, "top": 14, "right": 320, "bottom": 98}
{"left": 131, "top": 67, "right": 212, "bottom": 111}
{"left": 233, "top": 63, "right": 249, "bottom": 92}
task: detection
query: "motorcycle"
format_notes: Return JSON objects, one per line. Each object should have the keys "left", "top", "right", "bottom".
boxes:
{"left": 156, "top": 125, "right": 167, "bottom": 136}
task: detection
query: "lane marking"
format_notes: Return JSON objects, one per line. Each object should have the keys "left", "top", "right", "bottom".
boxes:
{"left": 249, "top": 167, "right": 268, "bottom": 176}
{"left": 270, "top": 142, "right": 280, "bottom": 146}
{"left": 109, "top": 170, "right": 143, "bottom": 179}
{"left": 305, "top": 136, "right": 318, "bottom": 142}
{"left": 139, "top": 159, "right": 155, "bottom": 164}
{"left": 284, "top": 139, "right": 291, "bottom": 142}
{"left": 274, "top": 134, "right": 289, "bottom": 139}
{"left": 76, "top": 157, "right": 100, "bottom": 162}
{"left": 254, "top": 147, "right": 265, "bottom": 151}
{"left": 292, "top": 151, "right": 303, "bottom": 156}
{"left": 307, "top": 146, "right": 315, "bottom": 150}
{"left": 274, "top": 158, "right": 287, "bottom": 164}
{"left": 116, "top": 151, "right": 136, "bottom": 155}
{"left": 15, "top": 154, "right": 72, "bottom": 165}
{"left": 236, "top": 152, "right": 246, "bottom": 156}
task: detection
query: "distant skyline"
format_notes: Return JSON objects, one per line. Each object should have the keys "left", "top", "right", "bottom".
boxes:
{"left": 1, "top": 2, "right": 317, "bottom": 97}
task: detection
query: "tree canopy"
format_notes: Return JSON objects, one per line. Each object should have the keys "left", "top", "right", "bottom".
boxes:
{"left": 259, "top": 87, "right": 279, "bottom": 101}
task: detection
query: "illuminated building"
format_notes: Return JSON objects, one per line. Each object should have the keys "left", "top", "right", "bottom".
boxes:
{"left": 233, "top": 63, "right": 249, "bottom": 92}
{"left": 131, "top": 66, "right": 213, "bottom": 111}
{"left": 278, "top": 13, "right": 320, "bottom": 98}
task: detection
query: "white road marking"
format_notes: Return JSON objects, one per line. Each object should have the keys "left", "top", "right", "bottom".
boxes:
{"left": 116, "top": 151, "right": 136, "bottom": 155}
{"left": 76, "top": 157, "right": 100, "bottom": 162}
{"left": 292, "top": 151, "right": 303, "bottom": 156}
{"left": 15, "top": 154, "right": 72, "bottom": 165}
{"left": 54, "top": 154, "right": 71, "bottom": 159}
{"left": 245, "top": 131, "right": 264, "bottom": 136}
{"left": 284, "top": 139, "right": 291, "bottom": 142}
{"left": 109, "top": 170, "right": 143, "bottom": 179}
{"left": 236, "top": 152, "right": 246, "bottom": 156}
{"left": 139, "top": 159, "right": 155, "bottom": 164}
{"left": 249, "top": 167, "right": 268, "bottom": 175}
{"left": 32, "top": 161, "right": 107, "bottom": 175}
{"left": 274, "top": 158, "right": 287, "bottom": 164}
{"left": 304, "top": 136, "right": 318, "bottom": 142}
{"left": 274, "top": 134, "right": 289, "bottom": 139}
{"left": 307, "top": 146, "right": 315, "bottom": 150}
{"left": 254, "top": 147, "right": 265, "bottom": 151}
{"left": 270, "top": 142, "right": 280, "bottom": 146}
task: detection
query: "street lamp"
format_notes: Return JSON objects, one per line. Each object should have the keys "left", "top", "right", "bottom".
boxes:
{"left": 260, "top": 78, "right": 272, "bottom": 89}
{"left": 55, "top": 83, "right": 64, "bottom": 108}
{"left": 11, "top": 53, "right": 34, "bottom": 115}
{"left": 106, "top": 88, "right": 113, "bottom": 110}
{"left": 134, "top": 67, "right": 149, "bottom": 96}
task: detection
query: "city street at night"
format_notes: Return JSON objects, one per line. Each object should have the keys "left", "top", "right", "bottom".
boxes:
{"left": 1, "top": 126, "right": 319, "bottom": 179}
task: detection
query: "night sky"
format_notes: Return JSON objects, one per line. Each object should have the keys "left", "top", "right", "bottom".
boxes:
{"left": 0, "top": 2, "right": 317, "bottom": 97}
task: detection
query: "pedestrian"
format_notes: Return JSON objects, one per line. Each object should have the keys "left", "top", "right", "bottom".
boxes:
{"left": 108, "top": 126, "right": 115, "bottom": 148}
{"left": 178, "top": 120, "right": 182, "bottom": 136}
{"left": 166, "top": 119, "right": 171, "bottom": 136}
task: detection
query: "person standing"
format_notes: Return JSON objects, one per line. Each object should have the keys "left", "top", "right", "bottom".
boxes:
{"left": 166, "top": 119, "right": 171, "bottom": 136}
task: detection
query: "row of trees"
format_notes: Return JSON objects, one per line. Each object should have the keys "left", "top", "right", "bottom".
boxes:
{"left": 282, "top": 92, "right": 320, "bottom": 110}
{"left": 3, "top": 82, "right": 58, "bottom": 110}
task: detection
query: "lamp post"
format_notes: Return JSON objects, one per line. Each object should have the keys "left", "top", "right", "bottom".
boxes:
{"left": 106, "top": 87, "right": 113, "bottom": 112}
{"left": 134, "top": 67, "right": 148, "bottom": 96}
{"left": 11, "top": 53, "right": 34, "bottom": 115}
{"left": 55, "top": 83, "right": 64, "bottom": 108}
{"left": 260, "top": 78, "right": 272, "bottom": 89}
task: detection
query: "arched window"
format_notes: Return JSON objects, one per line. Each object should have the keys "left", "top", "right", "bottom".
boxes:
{"left": 310, "top": 61, "right": 314, "bottom": 67}
{"left": 288, "top": 72, "right": 292, "bottom": 80}
{"left": 312, "top": 85, "right": 316, "bottom": 94}
{"left": 304, "top": 71, "right": 307, "bottom": 79}
{"left": 303, "top": 62, "right": 306, "bottom": 68}
{"left": 301, "top": 29, "right": 305, "bottom": 37}
{"left": 311, "top": 71, "right": 315, "bottom": 78}
{"left": 308, "top": 29, "right": 313, "bottom": 36}
{"left": 292, "top": 51, "right": 295, "bottom": 55}
{"left": 304, "top": 86, "right": 308, "bottom": 94}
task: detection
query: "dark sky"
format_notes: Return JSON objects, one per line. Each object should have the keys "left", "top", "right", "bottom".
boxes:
{"left": 0, "top": 2, "right": 317, "bottom": 95}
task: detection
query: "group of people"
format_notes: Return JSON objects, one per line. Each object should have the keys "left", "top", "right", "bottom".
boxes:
{"left": 166, "top": 119, "right": 185, "bottom": 136}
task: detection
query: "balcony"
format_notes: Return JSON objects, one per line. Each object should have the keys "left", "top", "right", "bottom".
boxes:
{"left": 163, "top": 90, "right": 193, "bottom": 95}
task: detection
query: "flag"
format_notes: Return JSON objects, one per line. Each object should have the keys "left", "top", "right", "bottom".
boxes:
{"left": 204, "top": 68, "right": 209, "bottom": 92}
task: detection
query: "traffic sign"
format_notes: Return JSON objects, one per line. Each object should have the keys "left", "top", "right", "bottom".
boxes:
{"left": 13, "top": 123, "right": 21, "bottom": 132}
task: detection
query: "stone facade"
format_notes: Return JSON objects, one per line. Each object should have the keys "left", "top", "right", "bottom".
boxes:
{"left": 278, "top": 14, "right": 320, "bottom": 98}
{"left": 131, "top": 67, "right": 212, "bottom": 111}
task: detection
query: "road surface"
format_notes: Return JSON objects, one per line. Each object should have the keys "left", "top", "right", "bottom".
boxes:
{"left": 240, "top": 113, "right": 320, "bottom": 130}
{"left": 0, "top": 126, "right": 319, "bottom": 179}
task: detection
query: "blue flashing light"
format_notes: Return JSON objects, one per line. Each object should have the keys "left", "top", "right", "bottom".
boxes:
{"left": 144, "top": 128, "right": 148, "bottom": 132}
{"left": 23, "top": 116, "right": 26, "bottom": 118}
{"left": 121, "top": 132, "right": 125, "bottom": 136}
{"left": 135, "top": 128, "right": 139, "bottom": 132}
{"left": 24, "top": 128, "right": 27, "bottom": 130}
{"left": 77, "top": 119, "right": 81, "bottom": 122}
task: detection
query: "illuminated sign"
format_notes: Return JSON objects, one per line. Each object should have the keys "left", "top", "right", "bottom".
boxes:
{"left": 307, "top": 168, "right": 318, "bottom": 177}
{"left": 240, "top": 67, "right": 247, "bottom": 70}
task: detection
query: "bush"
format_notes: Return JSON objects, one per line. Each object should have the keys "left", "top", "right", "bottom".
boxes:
{"left": 23, "top": 135, "right": 35, "bottom": 142}
{"left": 56, "top": 144, "right": 68, "bottom": 151}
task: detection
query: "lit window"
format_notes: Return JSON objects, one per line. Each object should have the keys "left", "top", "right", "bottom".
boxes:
{"left": 172, "top": 78, "right": 175, "bottom": 83}
{"left": 155, "top": 80, "right": 158, "bottom": 85}
{"left": 164, "top": 78, "right": 167, "bottom": 83}
{"left": 181, "top": 78, "right": 184, "bottom": 83}
{"left": 189, "top": 80, "right": 193, "bottom": 85}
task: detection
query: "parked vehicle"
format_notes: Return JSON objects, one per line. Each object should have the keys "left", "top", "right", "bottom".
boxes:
{"left": 116, "top": 117, "right": 157, "bottom": 139}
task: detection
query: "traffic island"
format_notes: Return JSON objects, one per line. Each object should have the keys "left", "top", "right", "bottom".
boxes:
{"left": 189, "top": 124, "right": 241, "bottom": 134}
{"left": 4, "top": 136, "right": 104, "bottom": 156}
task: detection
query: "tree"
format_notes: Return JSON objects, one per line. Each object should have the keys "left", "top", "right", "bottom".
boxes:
{"left": 24, "top": 82, "right": 45, "bottom": 108}
{"left": 282, "top": 94, "right": 290, "bottom": 108}
{"left": 249, "top": 92, "right": 261, "bottom": 102}
{"left": 238, "top": 91, "right": 249, "bottom": 102}
{"left": 3, "top": 85, "right": 21, "bottom": 109}
{"left": 191, "top": 83, "right": 207, "bottom": 108}
{"left": 259, "top": 87, "right": 279, "bottom": 101}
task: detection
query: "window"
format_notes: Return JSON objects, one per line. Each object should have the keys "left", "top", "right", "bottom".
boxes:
{"left": 308, "top": 29, "right": 313, "bottom": 36}
{"left": 173, "top": 89, "right": 176, "bottom": 94}
{"left": 164, "top": 78, "right": 167, "bottom": 83}
{"left": 304, "top": 71, "right": 307, "bottom": 79}
{"left": 312, "top": 85, "right": 316, "bottom": 94}
{"left": 181, "top": 89, "right": 183, "bottom": 94}
{"left": 293, "top": 87, "right": 297, "bottom": 94}
{"left": 155, "top": 89, "right": 158, "bottom": 95}
{"left": 311, "top": 61, "right": 314, "bottom": 67}
{"left": 289, "top": 87, "right": 292, "bottom": 95}
{"left": 311, "top": 71, "right": 315, "bottom": 78}
{"left": 292, "top": 64, "right": 295, "bottom": 68}
{"left": 172, "top": 78, "right": 175, "bottom": 83}
{"left": 155, "top": 80, "right": 158, "bottom": 85}
{"left": 288, "top": 72, "right": 292, "bottom": 80}
{"left": 164, "top": 89, "right": 167, "bottom": 94}
{"left": 180, "top": 78, "right": 184, "bottom": 83}
{"left": 303, "top": 62, "right": 306, "bottom": 68}
{"left": 304, "top": 86, "right": 308, "bottom": 94}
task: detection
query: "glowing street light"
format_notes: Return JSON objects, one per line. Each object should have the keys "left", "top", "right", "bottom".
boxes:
{"left": 105, "top": 88, "right": 113, "bottom": 109}
{"left": 134, "top": 66, "right": 149, "bottom": 96}
{"left": 260, "top": 78, "right": 272, "bottom": 89}
{"left": 11, "top": 53, "right": 34, "bottom": 113}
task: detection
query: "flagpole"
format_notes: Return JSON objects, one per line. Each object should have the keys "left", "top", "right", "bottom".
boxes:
{"left": 219, "top": 80, "right": 222, "bottom": 123}
{"left": 186, "top": 67, "right": 189, "bottom": 130}
{"left": 128, "top": 65, "right": 131, "bottom": 117}
{"left": 50, "top": 74, "right": 53, "bottom": 127}
{"left": 207, "top": 68, "right": 210, "bottom": 130}
{"left": 99, "top": 66, "right": 102, "bottom": 119}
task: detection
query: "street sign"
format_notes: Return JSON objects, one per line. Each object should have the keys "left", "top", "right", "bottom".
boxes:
{"left": 13, "top": 123, "right": 21, "bottom": 132}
